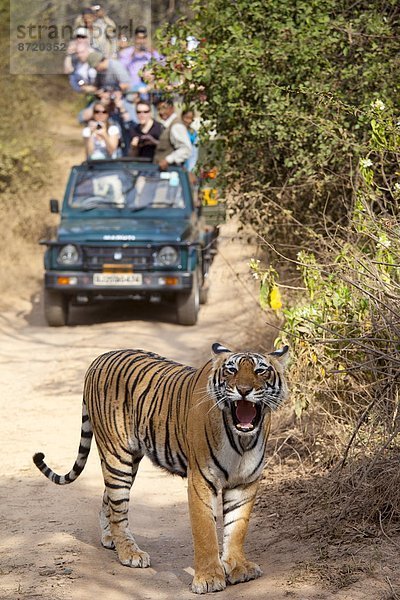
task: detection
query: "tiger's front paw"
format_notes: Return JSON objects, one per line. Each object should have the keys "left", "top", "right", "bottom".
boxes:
{"left": 116, "top": 541, "right": 151, "bottom": 568}
{"left": 191, "top": 566, "right": 226, "bottom": 594}
{"left": 223, "top": 558, "right": 262, "bottom": 585}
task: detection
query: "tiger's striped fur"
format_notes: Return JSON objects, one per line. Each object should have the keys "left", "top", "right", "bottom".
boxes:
{"left": 33, "top": 343, "right": 289, "bottom": 594}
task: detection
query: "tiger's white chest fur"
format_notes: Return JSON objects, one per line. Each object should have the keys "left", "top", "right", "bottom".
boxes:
{"left": 207, "top": 433, "right": 266, "bottom": 489}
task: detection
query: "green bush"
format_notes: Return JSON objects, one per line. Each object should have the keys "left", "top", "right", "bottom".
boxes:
{"left": 255, "top": 105, "right": 400, "bottom": 470}
{"left": 154, "top": 0, "right": 400, "bottom": 245}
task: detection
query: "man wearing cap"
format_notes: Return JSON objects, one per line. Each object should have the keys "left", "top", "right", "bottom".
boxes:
{"left": 87, "top": 52, "right": 131, "bottom": 93}
{"left": 153, "top": 98, "right": 192, "bottom": 169}
{"left": 64, "top": 28, "right": 97, "bottom": 92}
{"left": 119, "top": 26, "right": 161, "bottom": 90}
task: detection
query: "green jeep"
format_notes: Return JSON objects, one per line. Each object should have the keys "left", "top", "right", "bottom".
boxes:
{"left": 41, "top": 159, "right": 221, "bottom": 327}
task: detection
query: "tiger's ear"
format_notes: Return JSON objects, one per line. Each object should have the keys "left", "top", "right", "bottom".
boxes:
{"left": 211, "top": 342, "right": 232, "bottom": 358}
{"left": 269, "top": 345, "right": 290, "bottom": 369}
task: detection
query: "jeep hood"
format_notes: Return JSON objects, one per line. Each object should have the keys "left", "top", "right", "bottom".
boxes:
{"left": 57, "top": 217, "right": 194, "bottom": 243}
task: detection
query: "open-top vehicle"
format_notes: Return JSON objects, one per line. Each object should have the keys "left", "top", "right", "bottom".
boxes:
{"left": 42, "top": 159, "right": 220, "bottom": 326}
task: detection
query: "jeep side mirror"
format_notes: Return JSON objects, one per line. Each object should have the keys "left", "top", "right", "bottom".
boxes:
{"left": 50, "top": 199, "right": 59, "bottom": 213}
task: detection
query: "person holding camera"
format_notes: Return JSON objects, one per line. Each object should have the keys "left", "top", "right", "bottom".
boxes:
{"left": 128, "top": 101, "right": 163, "bottom": 161}
{"left": 82, "top": 102, "right": 120, "bottom": 159}
{"left": 78, "top": 87, "right": 137, "bottom": 124}
{"left": 90, "top": 4, "right": 118, "bottom": 58}
{"left": 87, "top": 52, "right": 131, "bottom": 94}
{"left": 64, "top": 28, "right": 97, "bottom": 93}
{"left": 119, "top": 26, "right": 161, "bottom": 91}
{"left": 73, "top": 6, "right": 113, "bottom": 57}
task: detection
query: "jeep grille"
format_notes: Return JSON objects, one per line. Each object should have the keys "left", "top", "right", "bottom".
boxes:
{"left": 83, "top": 246, "right": 153, "bottom": 271}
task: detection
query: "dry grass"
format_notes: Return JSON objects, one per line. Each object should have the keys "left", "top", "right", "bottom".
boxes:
{"left": 263, "top": 401, "right": 400, "bottom": 535}
{"left": 0, "top": 174, "right": 59, "bottom": 308}
{"left": 256, "top": 386, "right": 400, "bottom": 592}
{"left": 0, "top": 50, "right": 78, "bottom": 306}
{"left": 258, "top": 424, "right": 400, "bottom": 592}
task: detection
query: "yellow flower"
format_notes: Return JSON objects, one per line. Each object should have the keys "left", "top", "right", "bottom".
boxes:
{"left": 269, "top": 286, "right": 282, "bottom": 311}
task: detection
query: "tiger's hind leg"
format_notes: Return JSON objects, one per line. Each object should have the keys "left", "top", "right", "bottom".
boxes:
{"left": 99, "top": 451, "right": 150, "bottom": 568}
{"left": 100, "top": 490, "right": 114, "bottom": 549}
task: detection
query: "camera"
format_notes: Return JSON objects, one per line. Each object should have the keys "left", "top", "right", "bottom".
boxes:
{"left": 96, "top": 123, "right": 103, "bottom": 130}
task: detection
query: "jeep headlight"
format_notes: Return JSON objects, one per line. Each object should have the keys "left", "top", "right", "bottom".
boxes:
{"left": 154, "top": 246, "right": 179, "bottom": 267}
{"left": 57, "top": 244, "right": 81, "bottom": 265}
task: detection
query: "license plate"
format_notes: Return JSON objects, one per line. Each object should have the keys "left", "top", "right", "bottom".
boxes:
{"left": 93, "top": 273, "right": 143, "bottom": 286}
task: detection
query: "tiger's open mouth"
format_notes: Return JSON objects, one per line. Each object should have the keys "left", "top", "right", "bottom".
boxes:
{"left": 231, "top": 400, "right": 262, "bottom": 432}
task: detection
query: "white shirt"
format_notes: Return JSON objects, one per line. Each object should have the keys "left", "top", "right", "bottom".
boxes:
{"left": 82, "top": 124, "right": 120, "bottom": 159}
{"left": 160, "top": 113, "right": 192, "bottom": 165}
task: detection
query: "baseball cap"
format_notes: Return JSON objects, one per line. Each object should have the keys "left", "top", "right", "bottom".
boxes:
{"left": 74, "top": 27, "right": 89, "bottom": 38}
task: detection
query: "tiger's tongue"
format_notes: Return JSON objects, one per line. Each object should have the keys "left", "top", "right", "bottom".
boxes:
{"left": 236, "top": 399, "right": 257, "bottom": 425}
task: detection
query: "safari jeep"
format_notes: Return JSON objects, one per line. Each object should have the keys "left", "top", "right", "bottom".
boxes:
{"left": 41, "top": 159, "right": 221, "bottom": 327}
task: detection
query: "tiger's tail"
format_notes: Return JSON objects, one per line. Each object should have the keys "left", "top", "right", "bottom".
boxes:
{"left": 32, "top": 401, "right": 93, "bottom": 485}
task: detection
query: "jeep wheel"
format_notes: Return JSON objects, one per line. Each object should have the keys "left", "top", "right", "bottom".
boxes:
{"left": 44, "top": 289, "right": 69, "bottom": 327}
{"left": 176, "top": 273, "right": 199, "bottom": 326}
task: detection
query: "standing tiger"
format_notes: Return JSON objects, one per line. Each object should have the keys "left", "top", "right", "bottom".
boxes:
{"left": 33, "top": 342, "right": 289, "bottom": 594}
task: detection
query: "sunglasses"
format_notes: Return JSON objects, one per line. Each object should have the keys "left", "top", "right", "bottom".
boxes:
{"left": 137, "top": 109, "right": 150, "bottom": 114}
{"left": 94, "top": 109, "right": 107, "bottom": 114}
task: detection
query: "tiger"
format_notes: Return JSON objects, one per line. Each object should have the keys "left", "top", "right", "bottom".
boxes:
{"left": 33, "top": 342, "right": 289, "bottom": 594}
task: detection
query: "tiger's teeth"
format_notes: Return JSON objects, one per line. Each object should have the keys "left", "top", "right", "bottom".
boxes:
{"left": 234, "top": 401, "right": 238, "bottom": 407}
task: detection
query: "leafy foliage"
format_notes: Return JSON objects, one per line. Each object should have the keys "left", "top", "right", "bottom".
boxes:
{"left": 153, "top": 0, "right": 400, "bottom": 244}
{"left": 255, "top": 105, "right": 400, "bottom": 480}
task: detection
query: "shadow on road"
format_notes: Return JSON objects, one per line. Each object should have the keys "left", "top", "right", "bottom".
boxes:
{"left": 26, "top": 292, "right": 177, "bottom": 329}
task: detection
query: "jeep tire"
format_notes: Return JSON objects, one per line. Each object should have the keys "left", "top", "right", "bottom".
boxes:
{"left": 176, "top": 272, "right": 199, "bottom": 326}
{"left": 44, "top": 289, "right": 69, "bottom": 327}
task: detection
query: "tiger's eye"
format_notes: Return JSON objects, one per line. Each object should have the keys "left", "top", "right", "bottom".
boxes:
{"left": 224, "top": 366, "right": 237, "bottom": 375}
{"left": 255, "top": 366, "right": 273, "bottom": 375}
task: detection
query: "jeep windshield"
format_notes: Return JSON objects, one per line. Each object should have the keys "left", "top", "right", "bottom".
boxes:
{"left": 68, "top": 169, "right": 185, "bottom": 211}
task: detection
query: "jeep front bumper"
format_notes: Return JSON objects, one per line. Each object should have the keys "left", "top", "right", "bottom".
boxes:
{"left": 45, "top": 270, "right": 194, "bottom": 297}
